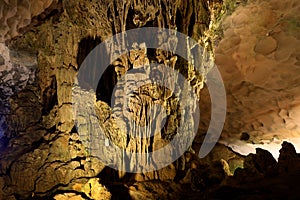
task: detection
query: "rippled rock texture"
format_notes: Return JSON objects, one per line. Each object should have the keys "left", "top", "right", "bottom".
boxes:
{"left": 211, "top": 0, "right": 300, "bottom": 156}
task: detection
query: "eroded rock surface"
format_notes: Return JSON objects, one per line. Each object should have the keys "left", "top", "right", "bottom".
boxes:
{"left": 0, "top": 0, "right": 299, "bottom": 199}
{"left": 0, "top": 0, "right": 222, "bottom": 199}
{"left": 210, "top": 0, "right": 300, "bottom": 156}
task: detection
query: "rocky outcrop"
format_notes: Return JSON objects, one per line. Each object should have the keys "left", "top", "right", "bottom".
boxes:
{"left": 278, "top": 141, "right": 300, "bottom": 174}
{"left": 108, "top": 142, "right": 300, "bottom": 199}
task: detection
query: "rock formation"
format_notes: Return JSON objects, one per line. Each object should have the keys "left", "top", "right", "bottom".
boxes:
{"left": 0, "top": 0, "right": 299, "bottom": 199}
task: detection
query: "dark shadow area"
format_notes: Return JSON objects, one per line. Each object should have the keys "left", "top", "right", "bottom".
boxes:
{"left": 77, "top": 36, "right": 102, "bottom": 68}
{"left": 77, "top": 36, "right": 118, "bottom": 106}
{"left": 96, "top": 65, "right": 118, "bottom": 106}
{"left": 42, "top": 75, "right": 58, "bottom": 115}
{"left": 98, "top": 167, "right": 132, "bottom": 200}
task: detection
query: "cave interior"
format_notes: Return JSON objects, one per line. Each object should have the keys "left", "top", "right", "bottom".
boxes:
{"left": 0, "top": 0, "right": 300, "bottom": 199}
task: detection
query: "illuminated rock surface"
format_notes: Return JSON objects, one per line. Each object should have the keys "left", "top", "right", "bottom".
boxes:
{"left": 0, "top": 0, "right": 299, "bottom": 199}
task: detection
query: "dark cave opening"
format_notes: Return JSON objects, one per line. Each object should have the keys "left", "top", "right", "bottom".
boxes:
{"left": 96, "top": 65, "right": 118, "bottom": 106}
{"left": 77, "top": 36, "right": 118, "bottom": 106}
{"left": 77, "top": 36, "right": 102, "bottom": 69}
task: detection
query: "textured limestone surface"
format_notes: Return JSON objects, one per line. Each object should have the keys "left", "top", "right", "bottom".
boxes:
{"left": 0, "top": 0, "right": 224, "bottom": 199}
{"left": 0, "top": 0, "right": 55, "bottom": 42}
{"left": 199, "top": 0, "right": 300, "bottom": 158}
{"left": 0, "top": 41, "right": 37, "bottom": 140}
{"left": 0, "top": 0, "right": 300, "bottom": 199}
{"left": 0, "top": 0, "right": 56, "bottom": 140}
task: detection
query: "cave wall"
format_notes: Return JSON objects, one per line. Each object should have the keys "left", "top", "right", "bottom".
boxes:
{"left": 0, "top": 0, "right": 55, "bottom": 42}
{"left": 0, "top": 0, "right": 227, "bottom": 199}
{"left": 214, "top": 0, "right": 300, "bottom": 157}
{"left": 1, "top": 0, "right": 299, "bottom": 199}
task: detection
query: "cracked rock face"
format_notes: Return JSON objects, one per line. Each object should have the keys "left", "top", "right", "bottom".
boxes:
{"left": 0, "top": 42, "right": 37, "bottom": 140}
{"left": 0, "top": 0, "right": 221, "bottom": 199}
